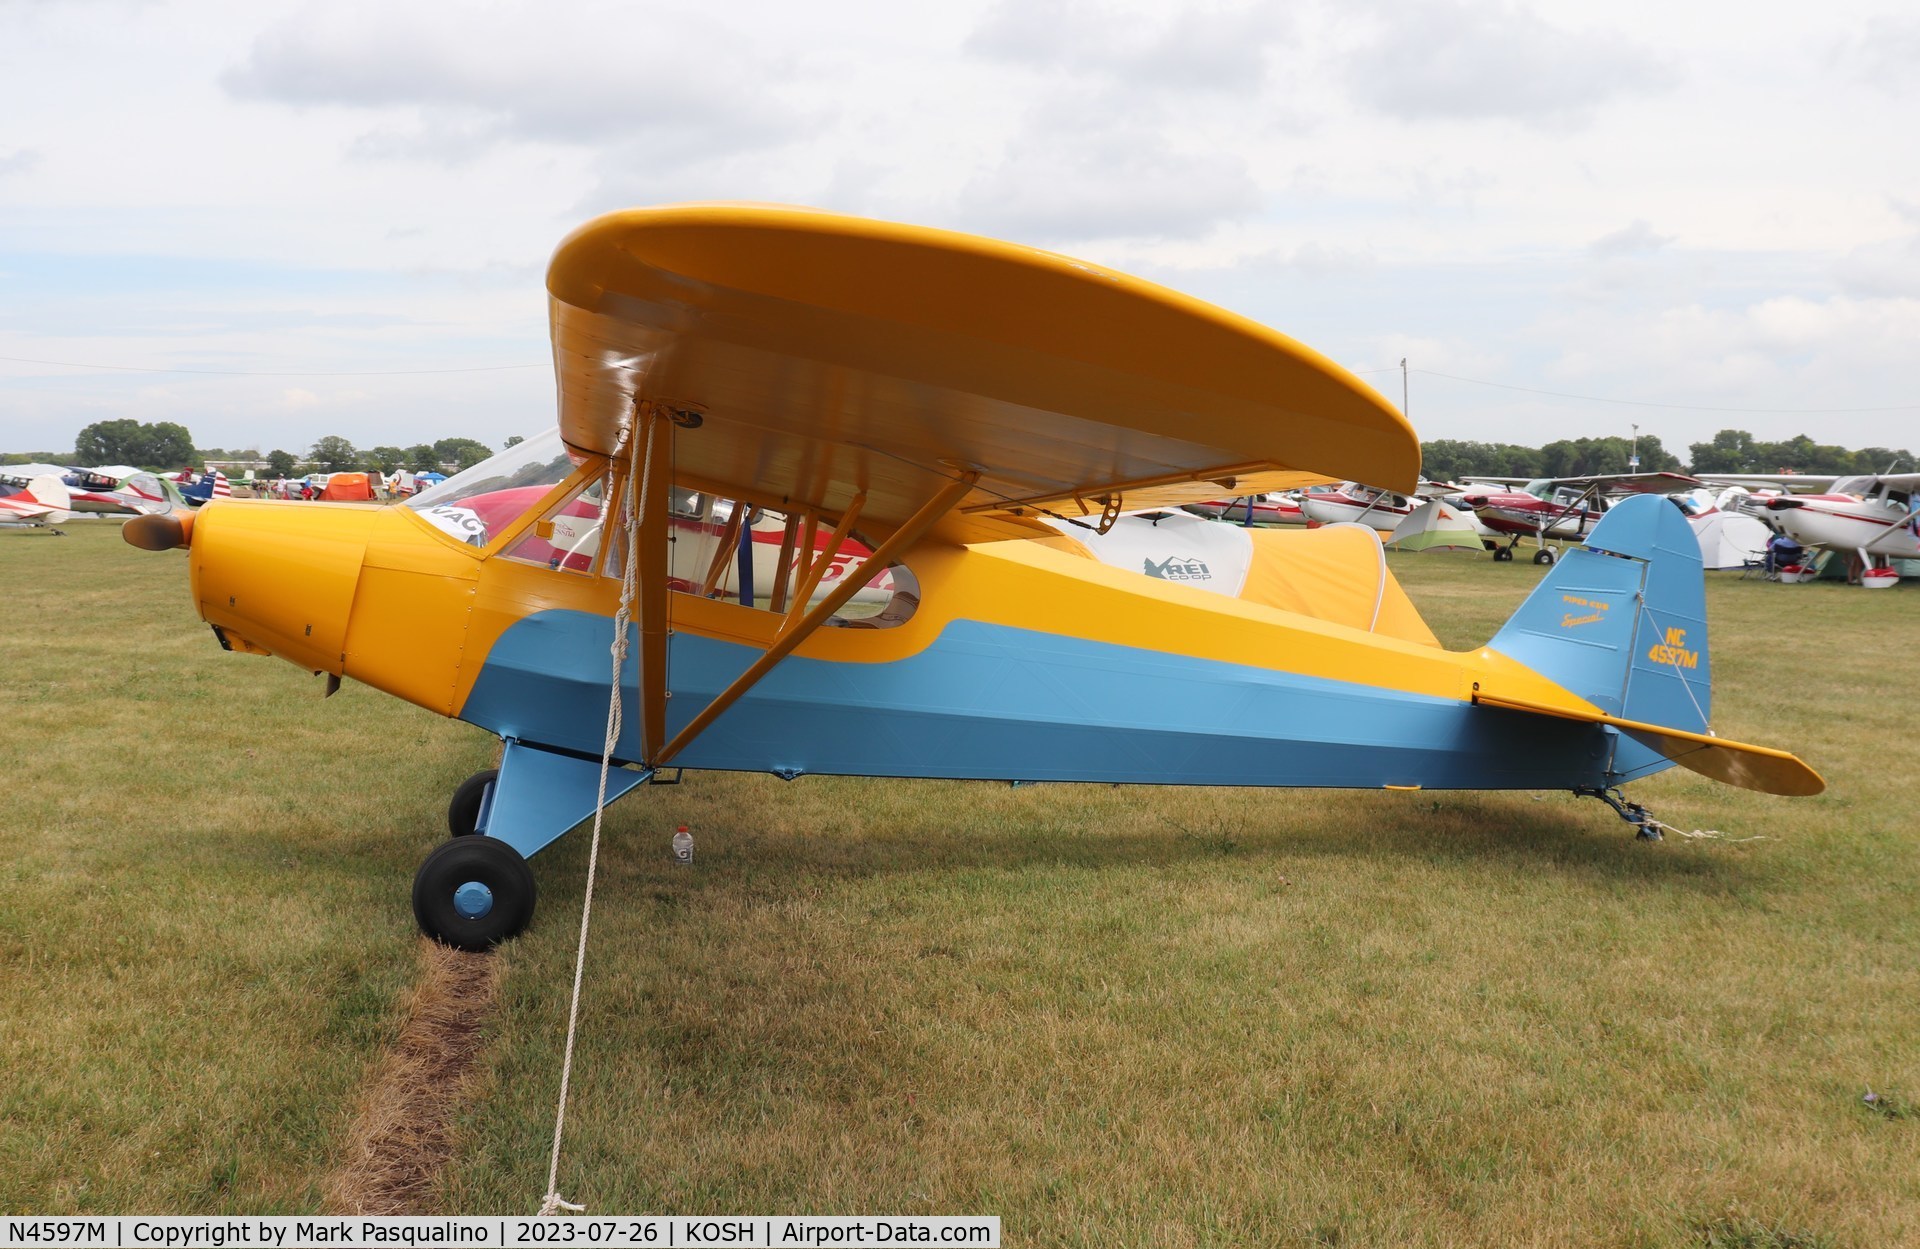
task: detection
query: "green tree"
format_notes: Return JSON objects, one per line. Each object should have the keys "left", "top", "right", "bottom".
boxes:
{"left": 146, "top": 421, "right": 195, "bottom": 469}
{"left": 432, "top": 437, "right": 492, "bottom": 470}
{"left": 75, "top": 418, "right": 196, "bottom": 468}
{"left": 1419, "top": 440, "right": 1545, "bottom": 481}
{"left": 75, "top": 419, "right": 147, "bottom": 465}
{"left": 366, "top": 445, "right": 410, "bottom": 473}
{"left": 266, "top": 449, "right": 299, "bottom": 476}
{"left": 1687, "top": 429, "right": 1757, "bottom": 473}
{"left": 310, "top": 435, "right": 360, "bottom": 472}
{"left": 407, "top": 443, "right": 439, "bottom": 471}
{"left": 504, "top": 435, "right": 525, "bottom": 448}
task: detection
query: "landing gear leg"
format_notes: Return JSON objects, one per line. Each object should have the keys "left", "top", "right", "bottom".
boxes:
{"left": 411, "top": 738, "right": 657, "bottom": 946}
{"left": 1577, "top": 787, "right": 1663, "bottom": 840}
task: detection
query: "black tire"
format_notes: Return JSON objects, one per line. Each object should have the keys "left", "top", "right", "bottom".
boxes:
{"left": 1533, "top": 549, "right": 1556, "bottom": 566}
{"left": 412, "top": 836, "right": 537, "bottom": 950}
{"left": 448, "top": 768, "right": 499, "bottom": 837}
{"left": 1493, "top": 548, "right": 1513, "bottom": 562}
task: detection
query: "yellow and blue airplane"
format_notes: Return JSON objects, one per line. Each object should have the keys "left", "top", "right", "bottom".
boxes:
{"left": 124, "top": 204, "right": 1823, "bottom": 950}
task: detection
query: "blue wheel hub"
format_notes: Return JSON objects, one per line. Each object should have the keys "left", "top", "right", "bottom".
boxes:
{"left": 453, "top": 880, "right": 494, "bottom": 920}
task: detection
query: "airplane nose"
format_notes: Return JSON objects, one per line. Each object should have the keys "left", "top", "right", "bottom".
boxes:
{"left": 123, "top": 510, "right": 195, "bottom": 551}
{"left": 188, "top": 502, "right": 381, "bottom": 674}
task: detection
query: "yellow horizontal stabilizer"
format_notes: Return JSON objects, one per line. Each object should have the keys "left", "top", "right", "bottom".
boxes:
{"left": 1474, "top": 692, "right": 1825, "bottom": 798}
{"left": 547, "top": 203, "right": 1417, "bottom": 544}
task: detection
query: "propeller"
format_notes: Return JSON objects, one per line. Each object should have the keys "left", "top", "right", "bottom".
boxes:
{"left": 123, "top": 511, "right": 194, "bottom": 551}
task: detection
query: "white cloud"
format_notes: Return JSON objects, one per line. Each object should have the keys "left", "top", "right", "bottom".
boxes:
{"left": 1842, "top": 14, "right": 1920, "bottom": 92}
{"left": 222, "top": 3, "right": 809, "bottom": 165}
{"left": 1341, "top": 0, "right": 1677, "bottom": 127}
{"left": 1589, "top": 220, "right": 1674, "bottom": 257}
{"left": 966, "top": 0, "right": 1287, "bottom": 93}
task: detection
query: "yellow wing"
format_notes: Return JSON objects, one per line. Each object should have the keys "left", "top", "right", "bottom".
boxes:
{"left": 546, "top": 203, "right": 1417, "bottom": 544}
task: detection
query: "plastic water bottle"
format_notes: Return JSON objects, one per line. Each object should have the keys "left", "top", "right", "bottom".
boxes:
{"left": 671, "top": 825, "right": 693, "bottom": 865}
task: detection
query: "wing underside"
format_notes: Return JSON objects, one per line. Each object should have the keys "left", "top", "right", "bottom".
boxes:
{"left": 546, "top": 204, "right": 1419, "bottom": 545}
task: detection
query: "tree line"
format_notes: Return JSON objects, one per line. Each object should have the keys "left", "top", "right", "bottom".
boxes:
{"left": 0, "top": 422, "right": 526, "bottom": 476}
{"left": 1420, "top": 430, "right": 1913, "bottom": 482}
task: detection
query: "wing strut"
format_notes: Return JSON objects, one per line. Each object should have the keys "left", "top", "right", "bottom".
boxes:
{"left": 634, "top": 406, "right": 674, "bottom": 764}
{"left": 651, "top": 470, "right": 980, "bottom": 768}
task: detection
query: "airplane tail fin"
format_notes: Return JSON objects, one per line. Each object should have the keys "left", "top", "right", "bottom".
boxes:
{"left": 25, "top": 474, "right": 72, "bottom": 514}
{"left": 1484, "top": 494, "right": 1822, "bottom": 796}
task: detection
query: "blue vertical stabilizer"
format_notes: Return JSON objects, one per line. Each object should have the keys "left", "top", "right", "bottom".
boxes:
{"left": 1487, "top": 494, "right": 1711, "bottom": 736}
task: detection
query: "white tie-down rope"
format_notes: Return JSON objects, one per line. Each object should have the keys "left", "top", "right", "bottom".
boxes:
{"left": 539, "top": 418, "right": 652, "bottom": 1217}
{"left": 1641, "top": 817, "right": 1765, "bottom": 842}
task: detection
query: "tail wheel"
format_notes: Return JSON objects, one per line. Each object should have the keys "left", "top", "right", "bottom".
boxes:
{"left": 412, "top": 836, "right": 537, "bottom": 951}
{"left": 448, "top": 768, "right": 500, "bottom": 837}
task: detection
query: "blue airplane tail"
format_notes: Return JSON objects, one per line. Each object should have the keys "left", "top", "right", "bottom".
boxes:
{"left": 1485, "top": 494, "right": 1711, "bottom": 736}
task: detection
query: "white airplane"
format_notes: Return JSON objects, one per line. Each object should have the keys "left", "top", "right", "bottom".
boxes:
{"left": 1297, "top": 482, "right": 1416, "bottom": 532}
{"left": 1743, "top": 473, "right": 1920, "bottom": 582}
{"left": 0, "top": 475, "right": 75, "bottom": 533}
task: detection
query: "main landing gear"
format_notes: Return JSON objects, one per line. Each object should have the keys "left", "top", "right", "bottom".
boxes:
{"left": 411, "top": 744, "right": 656, "bottom": 949}
{"left": 413, "top": 835, "right": 538, "bottom": 951}
{"left": 1491, "top": 536, "right": 1555, "bottom": 565}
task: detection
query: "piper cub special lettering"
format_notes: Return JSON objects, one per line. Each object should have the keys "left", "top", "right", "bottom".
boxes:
{"left": 124, "top": 204, "right": 1824, "bottom": 948}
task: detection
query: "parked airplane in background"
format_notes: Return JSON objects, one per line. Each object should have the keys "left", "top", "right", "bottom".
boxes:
{"left": 0, "top": 475, "right": 74, "bottom": 533}
{"left": 1456, "top": 472, "right": 1702, "bottom": 564}
{"left": 1182, "top": 492, "right": 1307, "bottom": 526}
{"left": 1298, "top": 481, "right": 1417, "bottom": 531}
{"left": 1750, "top": 473, "right": 1920, "bottom": 582}
{"left": 122, "top": 203, "right": 1822, "bottom": 950}
{"left": 65, "top": 469, "right": 186, "bottom": 516}
{"left": 175, "top": 469, "right": 233, "bottom": 506}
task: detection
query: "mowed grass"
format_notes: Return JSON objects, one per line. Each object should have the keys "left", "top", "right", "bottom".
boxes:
{"left": 0, "top": 521, "right": 494, "bottom": 1210}
{"left": 4, "top": 522, "right": 1918, "bottom": 1245}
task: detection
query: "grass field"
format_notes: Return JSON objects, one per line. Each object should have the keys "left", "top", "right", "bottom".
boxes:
{"left": 2, "top": 520, "right": 1916, "bottom": 1245}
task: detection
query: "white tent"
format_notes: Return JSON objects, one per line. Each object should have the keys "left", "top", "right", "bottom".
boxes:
{"left": 1690, "top": 511, "right": 1771, "bottom": 570}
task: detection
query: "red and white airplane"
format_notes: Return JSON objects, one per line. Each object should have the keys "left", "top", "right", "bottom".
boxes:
{"left": 1455, "top": 472, "right": 1702, "bottom": 565}
{"left": 1297, "top": 481, "right": 1417, "bottom": 532}
{"left": 65, "top": 469, "right": 185, "bottom": 516}
{"left": 1746, "top": 472, "right": 1920, "bottom": 582}
{"left": 0, "top": 475, "right": 74, "bottom": 533}
{"left": 1182, "top": 492, "right": 1308, "bottom": 526}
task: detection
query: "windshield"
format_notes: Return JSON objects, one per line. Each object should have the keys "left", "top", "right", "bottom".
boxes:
{"left": 407, "top": 429, "right": 585, "bottom": 548}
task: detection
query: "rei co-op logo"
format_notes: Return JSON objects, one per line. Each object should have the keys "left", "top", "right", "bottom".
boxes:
{"left": 1144, "top": 555, "right": 1211, "bottom": 582}
{"left": 1646, "top": 626, "right": 1700, "bottom": 670}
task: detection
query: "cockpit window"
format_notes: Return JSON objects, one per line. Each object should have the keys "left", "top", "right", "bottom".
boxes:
{"left": 603, "top": 492, "right": 917, "bottom": 628}
{"left": 409, "top": 429, "right": 581, "bottom": 548}
{"left": 501, "top": 474, "right": 609, "bottom": 574}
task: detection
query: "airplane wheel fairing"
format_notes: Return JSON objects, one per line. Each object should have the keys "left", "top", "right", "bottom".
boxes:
{"left": 1533, "top": 549, "right": 1556, "bottom": 565}
{"left": 413, "top": 836, "right": 536, "bottom": 950}
{"left": 448, "top": 768, "right": 500, "bottom": 837}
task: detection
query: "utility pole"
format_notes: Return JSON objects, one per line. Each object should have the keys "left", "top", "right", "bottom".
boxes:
{"left": 1401, "top": 359, "right": 1408, "bottom": 416}
{"left": 1629, "top": 423, "right": 1640, "bottom": 471}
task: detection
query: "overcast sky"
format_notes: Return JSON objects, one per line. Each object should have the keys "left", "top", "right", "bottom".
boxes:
{"left": 3, "top": 0, "right": 1917, "bottom": 464}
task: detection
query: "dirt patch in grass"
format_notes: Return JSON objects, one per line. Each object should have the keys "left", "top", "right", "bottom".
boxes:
{"left": 324, "top": 940, "right": 504, "bottom": 1214}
